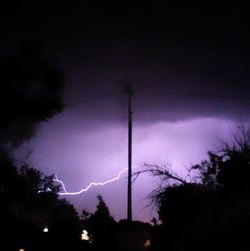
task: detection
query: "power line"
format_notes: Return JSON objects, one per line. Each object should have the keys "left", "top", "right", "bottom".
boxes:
{"left": 135, "top": 90, "right": 250, "bottom": 101}
{"left": 64, "top": 91, "right": 125, "bottom": 108}
{"left": 64, "top": 89, "right": 250, "bottom": 109}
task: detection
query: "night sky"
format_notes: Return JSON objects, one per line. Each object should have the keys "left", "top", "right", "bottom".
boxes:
{"left": 2, "top": 1, "right": 250, "bottom": 222}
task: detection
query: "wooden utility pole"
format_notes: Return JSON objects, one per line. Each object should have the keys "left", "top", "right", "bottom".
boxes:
{"left": 126, "top": 83, "right": 133, "bottom": 221}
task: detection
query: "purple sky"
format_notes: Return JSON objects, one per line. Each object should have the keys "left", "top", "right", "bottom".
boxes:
{"left": 4, "top": 2, "right": 250, "bottom": 222}
{"left": 16, "top": 113, "right": 238, "bottom": 222}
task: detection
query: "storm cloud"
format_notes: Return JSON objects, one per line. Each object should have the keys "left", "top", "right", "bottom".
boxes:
{"left": 0, "top": 47, "right": 64, "bottom": 147}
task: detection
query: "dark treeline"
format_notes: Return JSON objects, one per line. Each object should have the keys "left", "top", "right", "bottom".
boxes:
{"left": 0, "top": 158, "right": 81, "bottom": 251}
{"left": 0, "top": 156, "right": 152, "bottom": 251}
{"left": 2, "top": 127, "right": 250, "bottom": 251}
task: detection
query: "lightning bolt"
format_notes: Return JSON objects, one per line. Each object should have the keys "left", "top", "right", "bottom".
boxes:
{"left": 54, "top": 168, "right": 127, "bottom": 196}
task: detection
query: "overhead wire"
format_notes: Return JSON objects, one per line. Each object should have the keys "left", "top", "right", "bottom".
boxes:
{"left": 63, "top": 88, "right": 250, "bottom": 109}
{"left": 64, "top": 90, "right": 125, "bottom": 108}
{"left": 135, "top": 90, "right": 250, "bottom": 101}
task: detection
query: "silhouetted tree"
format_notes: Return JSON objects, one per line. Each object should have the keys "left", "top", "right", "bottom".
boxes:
{"left": 94, "top": 195, "right": 112, "bottom": 219}
{"left": 137, "top": 125, "right": 250, "bottom": 251}
{"left": 81, "top": 208, "right": 91, "bottom": 225}
{"left": 49, "top": 199, "right": 82, "bottom": 251}
{"left": 0, "top": 162, "right": 84, "bottom": 251}
{"left": 85, "top": 195, "right": 116, "bottom": 250}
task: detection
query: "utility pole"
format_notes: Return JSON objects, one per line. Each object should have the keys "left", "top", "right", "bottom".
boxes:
{"left": 126, "top": 83, "right": 133, "bottom": 221}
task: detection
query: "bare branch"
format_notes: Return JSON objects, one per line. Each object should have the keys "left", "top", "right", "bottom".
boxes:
{"left": 133, "top": 163, "right": 188, "bottom": 186}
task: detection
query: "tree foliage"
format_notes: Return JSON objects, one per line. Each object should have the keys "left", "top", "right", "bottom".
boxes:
{"left": 85, "top": 195, "right": 115, "bottom": 245}
{"left": 137, "top": 125, "right": 250, "bottom": 250}
{"left": 0, "top": 161, "right": 82, "bottom": 250}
